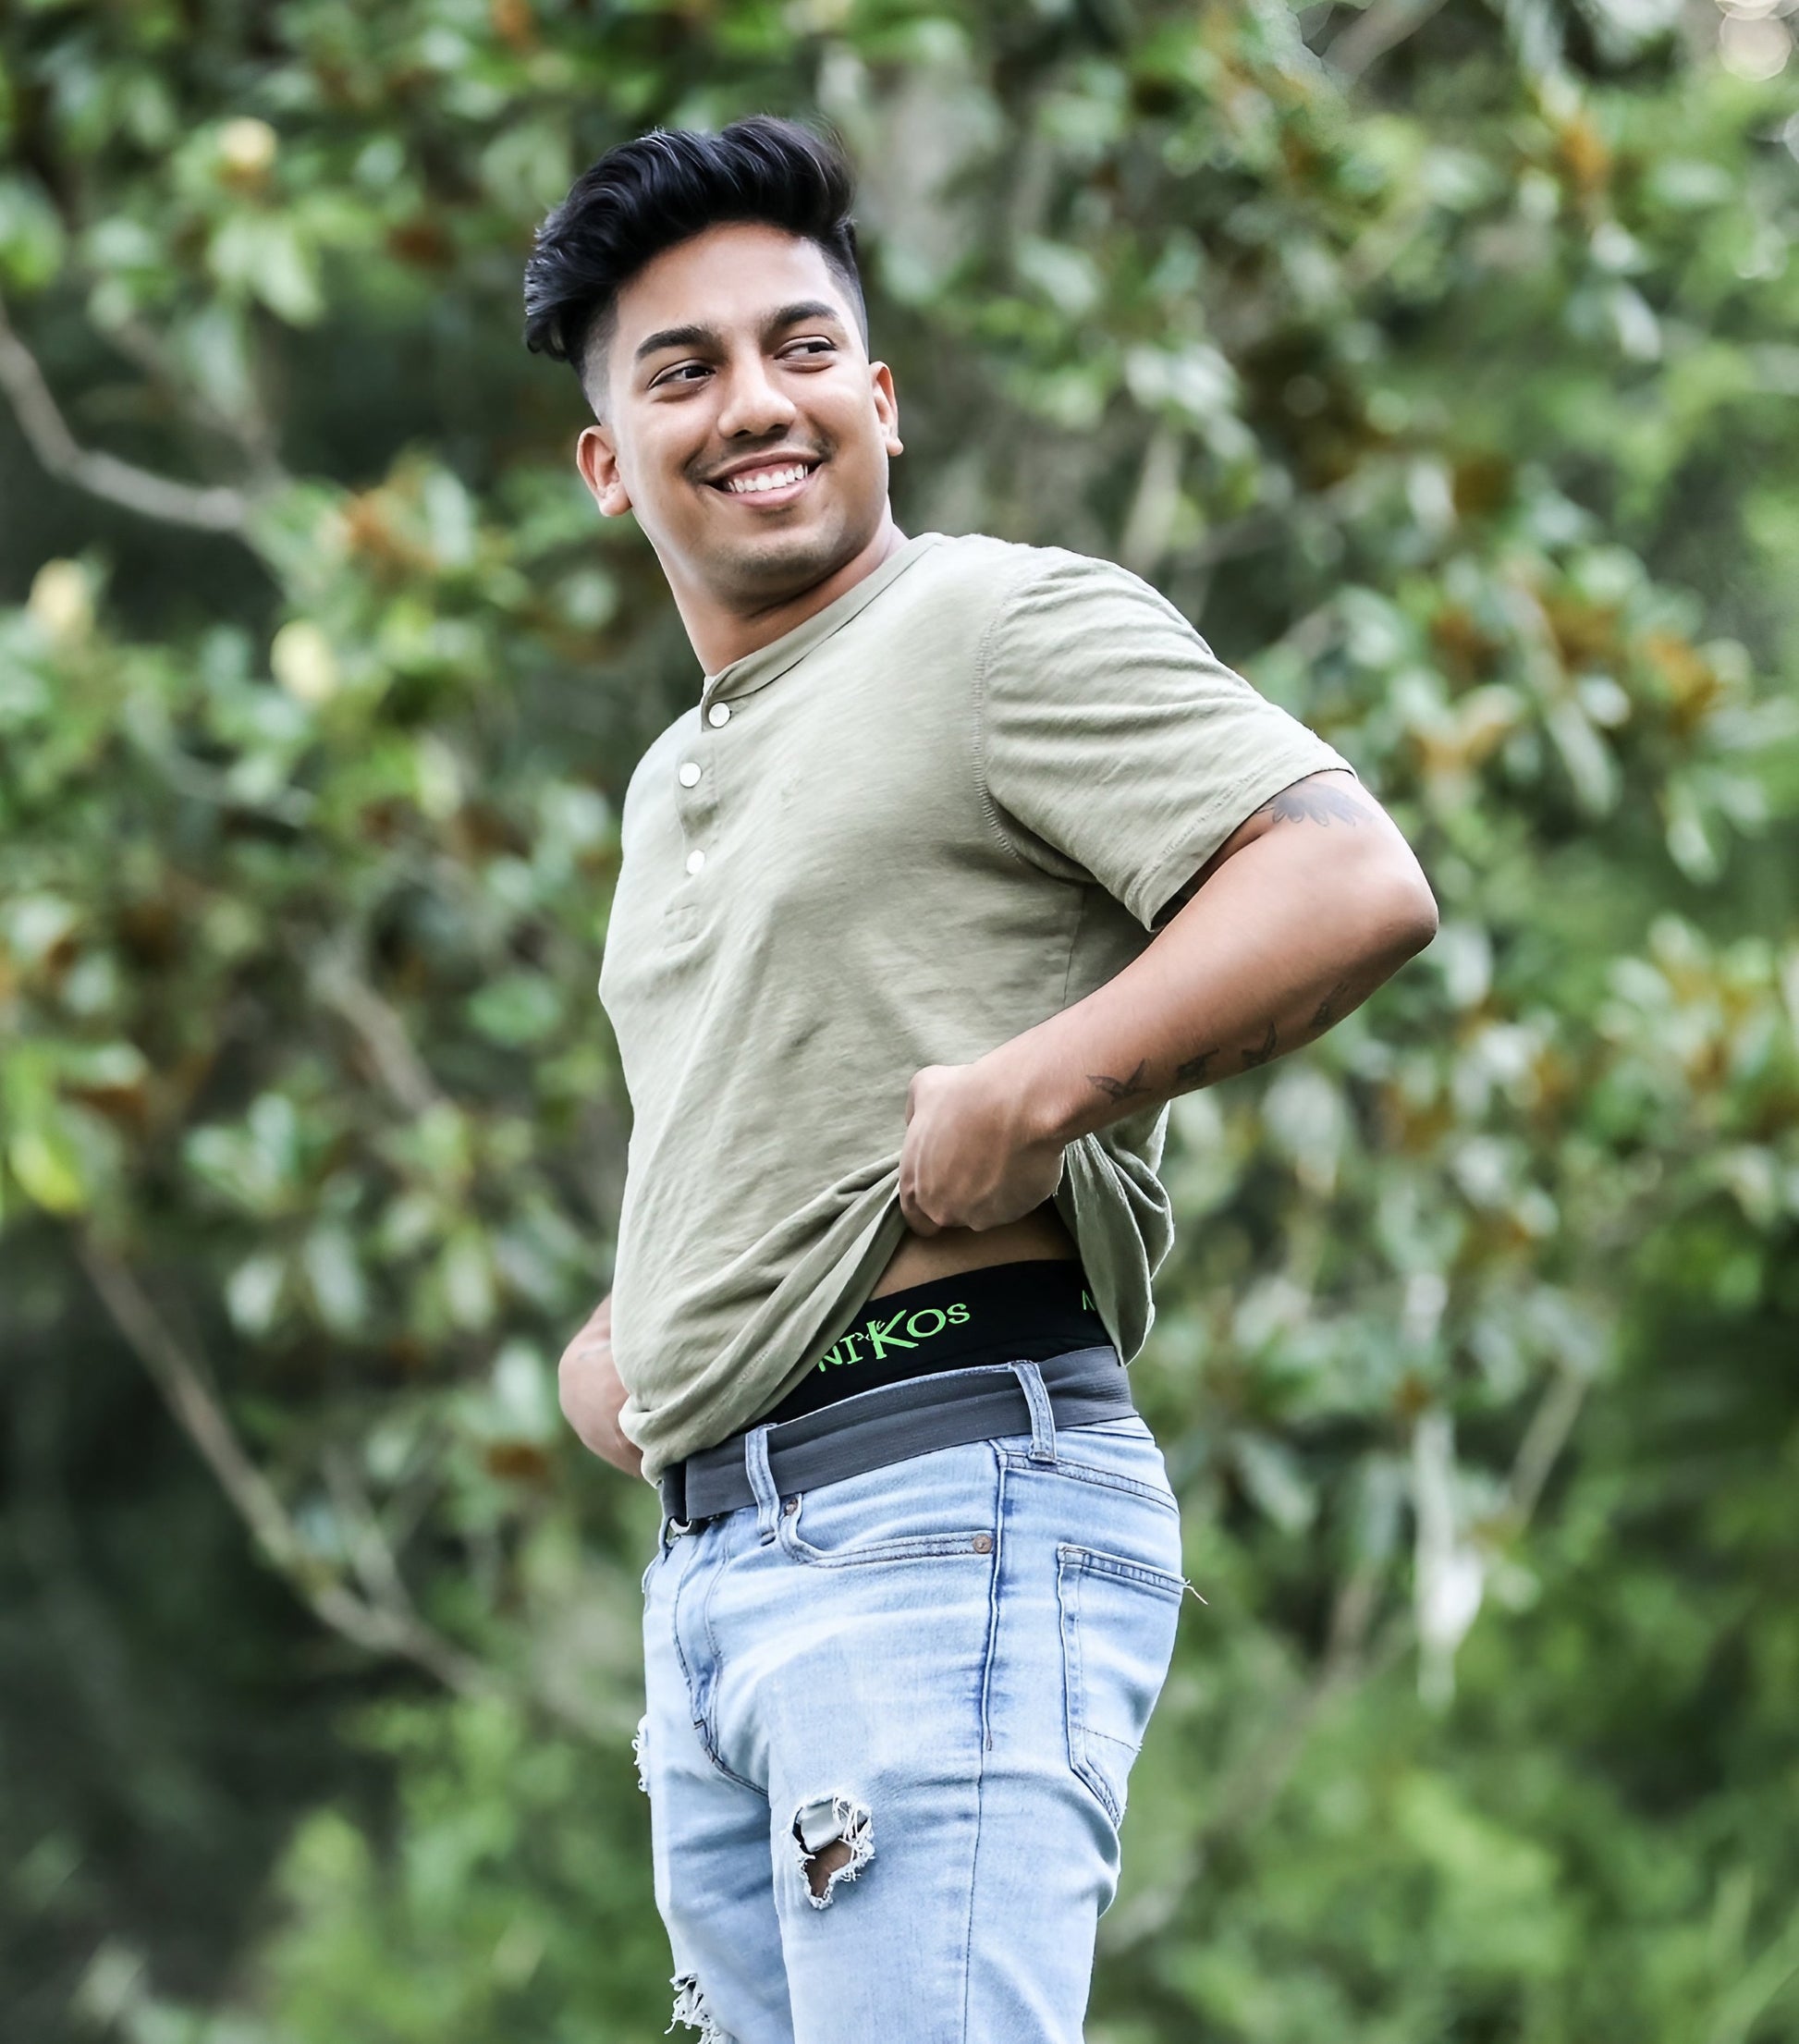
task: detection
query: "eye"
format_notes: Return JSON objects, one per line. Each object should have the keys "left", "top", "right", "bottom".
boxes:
{"left": 650, "top": 361, "right": 710, "bottom": 389}
{"left": 784, "top": 338, "right": 836, "bottom": 361}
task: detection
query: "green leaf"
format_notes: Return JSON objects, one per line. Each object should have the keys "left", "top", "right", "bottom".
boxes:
{"left": 8, "top": 1120, "right": 87, "bottom": 1215}
{"left": 467, "top": 975, "right": 562, "bottom": 1047}
{"left": 226, "top": 1252, "right": 288, "bottom": 1337}
{"left": 0, "top": 175, "right": 66, "bottom": 291}
{"left": 208, "top": 213, "right": 324, "bottom": 324}
{"left": 303, "top": 1224, "right": 369, "bottom": 1336}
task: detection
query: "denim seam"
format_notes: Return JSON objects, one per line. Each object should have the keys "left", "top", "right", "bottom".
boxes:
{"left": 962, "top": 1442, "right": 1005, "bottom": 2044}
{"left": 974, "top": 1442, "right": 1006, "bottom": 1756}
{"left": 777, "top": 1520, "right": 994, "bottom": 1569}
{"left": 1001, "top": 1450, "right": 1179, "bottom": 1512}
{"left": 666, "top": 1535, "right": 703, "bottom": 1742}
{"left": 1059, "top": 1550, "right": 1113, "bottom": 1824}
{"left": 666, "top": 1548, "right": 759, "bottom": 1794}
{"left": 698, "top": 1519, "right": 732, "bottom": 1683}
{"left": 1058, "top": 1542, "right": 1187, "bottom": 1597}
{"left": 700, "top": 1745, "right": 767, "bottom": 1798}
{"left": 1059, "top": 1545, "right": 1184, "bottom": 1826}
{"left": 692, "top": 1519, "right": 769, "bottom": 1797}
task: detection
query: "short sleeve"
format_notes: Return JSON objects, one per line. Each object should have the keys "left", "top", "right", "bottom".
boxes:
{"left": 975, "top": 550, "right": 1353, "bottom": 931}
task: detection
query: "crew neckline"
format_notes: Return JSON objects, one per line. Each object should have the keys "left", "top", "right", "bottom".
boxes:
{"left": 698, "top": 531, "right": 945, "bottom": 711}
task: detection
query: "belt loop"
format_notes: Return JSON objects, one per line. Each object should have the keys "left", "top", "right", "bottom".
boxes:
{"left": 743, "top": 1424, "right": 781, "bottom": 1542}
{"left": 1012, "top": 1360, "right": 1058, "bottom": 1465}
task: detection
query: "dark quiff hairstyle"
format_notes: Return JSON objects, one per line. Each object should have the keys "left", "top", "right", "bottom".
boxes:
{"left": 522, "top": 115, "right": 867, "bottom": 409}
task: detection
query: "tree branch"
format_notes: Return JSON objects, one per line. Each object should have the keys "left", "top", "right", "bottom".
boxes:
{"left": 1706, "top": 1900, "right": 1799, "bottom": 2044}
{"left": 97, "top": 303, "right": 288, "bottom": 487}
{"left": 310, "top": 941, "right": 444, "bottom": 1117}
{"left": 1120, "top": 422, "right": 1185, "bottom": 580}
{"left": 1503, "top": 1359, "right": 1591, "bottom": 1529}
{"left": 1326, "top": 0, "right": 1450, "bottom": 80}
{"left": 0, "top": 293, "right": 254, "bottom": 532}
{"left": 1109, "top": 1354, "right": 1601, "bottom": 1952}
{"left": 78, "top": 1237, "right": 608, "bottom": 1737}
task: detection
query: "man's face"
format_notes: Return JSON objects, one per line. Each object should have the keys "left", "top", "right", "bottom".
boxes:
{"left": 575, "top": 223, "right": 901, "bottom": 608}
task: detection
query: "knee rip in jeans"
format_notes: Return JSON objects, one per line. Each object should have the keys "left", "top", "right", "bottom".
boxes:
{"left": 632, "top": 1713, "right": 650, "bottom": 1796}
{"left": 668, "top": 1971, "right": 731, "bottom": 2042}
{"left": 791, "top": 1793, "right": 875, "bottom": 1907}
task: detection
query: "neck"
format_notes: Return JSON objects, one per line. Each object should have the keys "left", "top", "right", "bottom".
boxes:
{"left": 670, "top": 512, "right": 910, "bottom": 678}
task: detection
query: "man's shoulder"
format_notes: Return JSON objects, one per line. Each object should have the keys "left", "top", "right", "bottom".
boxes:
{"left": 920, "top": 535, "right": 1197, "bottom": 671}
{"left": 934, "top": 532, "right": 1179, "bottom": 615}
{"left": 918, "top": 530, "right": 1127, "bottom": 586}
{"left": 906, "top": 532, "right": 1147, "bottom": 633}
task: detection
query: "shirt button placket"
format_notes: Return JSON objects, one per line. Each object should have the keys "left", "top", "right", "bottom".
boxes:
{"left": 681, "top": 693, "right": 730, "bottom": 886}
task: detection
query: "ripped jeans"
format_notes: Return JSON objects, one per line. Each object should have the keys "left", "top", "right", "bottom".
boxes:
{"left": 636, "top": 1368, "right": 1186, "bottom": 2044}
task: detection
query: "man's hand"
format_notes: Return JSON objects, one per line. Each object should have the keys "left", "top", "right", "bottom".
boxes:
{"left": 916, "top": 771, "right": 1438, "bottom": 1168}
{"left": 557, "top": 1293, "right": 642, "bottom": 1478}
{"left": 899, "top": 1059, "right": 1066, "bottom": 1236}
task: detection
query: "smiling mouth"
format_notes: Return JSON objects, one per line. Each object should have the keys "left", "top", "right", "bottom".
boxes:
{"left": 706, "top": 459, "right": 821, "bottom": 505}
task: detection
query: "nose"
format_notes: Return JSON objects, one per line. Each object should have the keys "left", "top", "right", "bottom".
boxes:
{"left": 714, "top": 346, "right": 798, "bottom": 442}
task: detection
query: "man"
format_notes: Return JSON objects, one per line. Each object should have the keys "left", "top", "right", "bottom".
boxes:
{"left": 525, "top": 115, "right": 1436, "bottom": 2044}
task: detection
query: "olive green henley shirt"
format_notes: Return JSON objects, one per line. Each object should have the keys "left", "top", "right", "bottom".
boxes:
{"left": 597, "top": 531, "right": 1350, "bottom": 1479}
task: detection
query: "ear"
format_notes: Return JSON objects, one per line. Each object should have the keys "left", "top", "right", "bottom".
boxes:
{"left": 577, "top": 424, "right": 632, "bottom": 517}
{"left": 871, "top": 361, "right": 903, "bottom": 459}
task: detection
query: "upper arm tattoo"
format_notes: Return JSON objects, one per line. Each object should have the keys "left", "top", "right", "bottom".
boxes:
{"left": 1151, "top": 772, "right": 1372, "bottom": 928}
{"left": 1254, "top": 772, "right": 1371, "bottom": 830}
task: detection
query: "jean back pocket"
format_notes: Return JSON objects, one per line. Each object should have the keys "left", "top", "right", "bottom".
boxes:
{"left": 1058, "top": 1543, "right": 1185, "bottom": 1826}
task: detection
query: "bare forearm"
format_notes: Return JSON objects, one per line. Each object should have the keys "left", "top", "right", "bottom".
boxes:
{"left": 895, "top": 771, "right": 1432, "bottom": 1237}
{"left": 988, "top": 806, "right": 1437, "bottom": 1149}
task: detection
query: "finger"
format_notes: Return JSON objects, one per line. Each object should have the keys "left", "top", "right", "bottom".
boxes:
{"left": 899, "top": 1183, "right": 940, "bottom": 1236}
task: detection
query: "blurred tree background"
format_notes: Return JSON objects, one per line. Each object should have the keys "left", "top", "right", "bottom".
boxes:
{"left": 2, "top": 0, "right": 1796, "bottom": 2038}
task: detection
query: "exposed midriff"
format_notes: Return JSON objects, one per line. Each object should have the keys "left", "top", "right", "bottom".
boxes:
{"left": 866, "top": 1200, "right": 1079, "bottom": 1299}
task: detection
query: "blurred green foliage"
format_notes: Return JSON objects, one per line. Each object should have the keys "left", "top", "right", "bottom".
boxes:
{"left": 2, "top": 1, "right": 1796, "bottom": 2038}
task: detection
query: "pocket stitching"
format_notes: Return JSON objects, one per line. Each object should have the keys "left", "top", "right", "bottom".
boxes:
{"left": 1015, "top": 1454, "right": 1179, "bottom": 1512}
{"left": 777, "top": 1502, "right": 991, "bottom": 1570}
{"left": 1058, "top": 1545, "right": 1185, "bottom": 1826}
{"left": 1059, "top": 1544, "right": 1187, "bottom": 1597}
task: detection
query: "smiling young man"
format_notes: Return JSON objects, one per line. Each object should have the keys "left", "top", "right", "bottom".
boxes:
{"left": 525, "top": 116, "right": 1436, "bottom": 2044}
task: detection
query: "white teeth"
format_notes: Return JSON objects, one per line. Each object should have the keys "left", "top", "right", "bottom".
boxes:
{"left": 724, "top": 464, "right": 809, "bottom": 495}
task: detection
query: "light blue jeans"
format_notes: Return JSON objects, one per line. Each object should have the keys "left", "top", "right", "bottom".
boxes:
{"left": 636, "top": 1361, "right": 1187, "bottom": 2043}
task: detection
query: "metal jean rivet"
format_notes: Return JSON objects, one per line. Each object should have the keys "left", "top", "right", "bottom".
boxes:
{"left": 783, "top": 1497, "right": 800, "bottom": 1514}
{"left": 972, "top": 1533, "right": 994, "bottom": 1554}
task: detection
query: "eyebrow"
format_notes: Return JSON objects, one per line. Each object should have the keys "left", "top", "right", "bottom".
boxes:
{"left": 631, "top": 300, "right": 848, "bottom": 367}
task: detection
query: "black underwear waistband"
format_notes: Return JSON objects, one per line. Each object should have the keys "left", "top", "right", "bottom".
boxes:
{"left": 755, "top": 1257, "right": 1110, "bottom": 1427}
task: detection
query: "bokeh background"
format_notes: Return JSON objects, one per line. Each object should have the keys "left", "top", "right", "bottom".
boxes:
{"left": 3, "top": 1, "right": 1797, "bottom": 2038}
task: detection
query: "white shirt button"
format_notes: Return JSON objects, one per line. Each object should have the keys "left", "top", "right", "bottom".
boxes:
{"left": 685, "top": 848, "right": 705, "bottom": 875}
{"left": 678, "top": 760, "right": 702, "bottom": 787}
{"left": 706, "top": 702, "right": 731, "bottom": 728}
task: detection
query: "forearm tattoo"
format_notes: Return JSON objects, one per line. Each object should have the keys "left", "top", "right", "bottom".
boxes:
{"left": 1085, "top": 1058, "right": 1154, "bottom": 1104}
{"left": 1085, "top": 775, "right": 1378, "bottom": 1114}
{"left": 1240, "top": 1020, "right": 1279, "bottom": 1070}
{"left": 1085, "top": 981, "right": 1358, "bottom": 1113}
{"left": 1173, "top": 1046, "right": 1220, "bottom": 1086}
{"left": 1308, "top": 977, "right": 1352, "bottom": 1032}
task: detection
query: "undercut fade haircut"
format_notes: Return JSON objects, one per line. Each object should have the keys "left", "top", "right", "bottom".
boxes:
{"left": 521, "top": 115, "right": 867, "bottom": 411}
